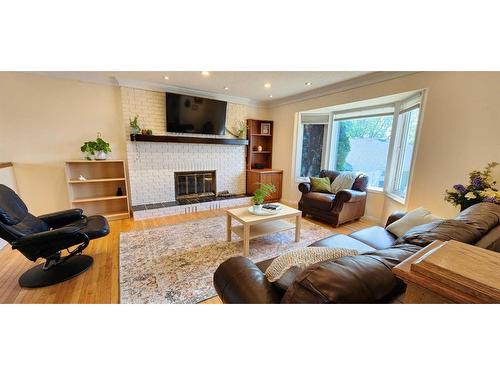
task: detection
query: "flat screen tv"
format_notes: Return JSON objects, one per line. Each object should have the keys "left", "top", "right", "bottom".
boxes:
{"left": 166, "top": 93, "right": 227, "bottom": 135}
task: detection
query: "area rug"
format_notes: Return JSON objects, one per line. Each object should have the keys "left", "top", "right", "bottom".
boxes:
{"left": 119, "top": 215, "right": 333, "bottom": 304}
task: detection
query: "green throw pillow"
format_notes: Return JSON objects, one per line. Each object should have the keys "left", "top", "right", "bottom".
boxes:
{"left": 310, "top": 177, "right": 332, "bottom": 193}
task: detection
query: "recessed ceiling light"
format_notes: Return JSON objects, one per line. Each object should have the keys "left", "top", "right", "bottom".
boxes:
{"left": 264, "top": 82, "right": 271, "bottom": 88}
{"left": 201, "top": 71, "right": 210, "bottom": 76}
{"left": 269, "top": 95, "right": 273, "bottom": 98}
{"left": 305, "top": 82, "right": 312, "bottom": 86}
{"left": 224, "top": 87, "right": 229, "bottom": 90}
{"left": 164, "top": 76, "right": 169, "bottom": 80}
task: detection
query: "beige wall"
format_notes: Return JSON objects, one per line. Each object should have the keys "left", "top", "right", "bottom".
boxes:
{"left": 270, "top": 72, "right": 500, "bottom": 221}
{"left": 0, "top": 73, "right": 126, "bottom": 215}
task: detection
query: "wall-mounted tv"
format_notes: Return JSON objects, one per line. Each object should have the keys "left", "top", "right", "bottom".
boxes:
{"left": 166, "top": 93, "right": 227, "bottom": 135}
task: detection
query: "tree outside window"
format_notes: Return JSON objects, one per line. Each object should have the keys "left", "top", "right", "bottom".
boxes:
{"left": 300, "top": 124, "right": 325, "bottom": 177}
{"left": 334, "top": 115, "right": 393, "bottom": 188}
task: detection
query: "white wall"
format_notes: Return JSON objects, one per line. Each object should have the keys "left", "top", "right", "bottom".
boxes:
{"left": 270, "top": 72, "right": 500, "bottom": 222}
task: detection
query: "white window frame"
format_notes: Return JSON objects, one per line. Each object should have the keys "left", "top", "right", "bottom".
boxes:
{"left": 294, "top": 113, "right": 331, "bottom": 182}
{"left": 385, "top": 94, "right": 424, "bottom": 203}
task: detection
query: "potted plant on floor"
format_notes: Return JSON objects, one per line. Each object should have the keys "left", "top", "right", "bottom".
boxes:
{"left": 80, "top": 133, "right": 112, "bottom": 160}
{"left": 252, "top": 183, "right": 276, "bottom": 213}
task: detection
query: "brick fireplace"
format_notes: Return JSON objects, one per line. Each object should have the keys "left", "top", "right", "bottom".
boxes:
{"left": 126, "top": 141, "right": 246, "bottom": 206}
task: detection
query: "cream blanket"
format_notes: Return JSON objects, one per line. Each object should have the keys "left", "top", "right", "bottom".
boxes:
{"left": 265, "top": 247, "right": 359, "bottom": 282}
{"left": 330, "top": 172, "right": 359, "bottom": 194}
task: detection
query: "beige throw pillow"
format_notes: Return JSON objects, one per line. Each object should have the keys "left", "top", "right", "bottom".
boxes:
{"left": 265, "top": 247, "right": 359, "bottom": 283}
{"left": 386, "top": 207, "right": 441, "bottom": 238}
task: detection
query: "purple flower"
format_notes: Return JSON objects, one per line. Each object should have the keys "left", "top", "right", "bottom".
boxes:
{"left": 483, "top": 197, "right": 497, "bottom": 203}
{"left": 472, "top": 176, "right": 483, "bottom": 189}
{"left": 453, "top": 184, "right": 467, "bottom": 194}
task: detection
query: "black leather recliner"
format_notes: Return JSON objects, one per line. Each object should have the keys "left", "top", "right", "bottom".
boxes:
{"left": 0, "top": 184, "right": 110, "bottom": 288}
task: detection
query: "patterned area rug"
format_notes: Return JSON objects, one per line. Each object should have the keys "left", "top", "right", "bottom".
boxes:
{"left": 119, "top": 215, "right": 333, "bottom": 304}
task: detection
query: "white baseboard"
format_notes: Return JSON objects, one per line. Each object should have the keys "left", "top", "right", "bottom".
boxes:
{"left": 361, "top": 215, "right": 384, "bottom": 225}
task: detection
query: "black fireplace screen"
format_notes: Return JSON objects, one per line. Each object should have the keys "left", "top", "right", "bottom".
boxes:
{"left": 174, "top": 170, "right": 216, "bottom": 199}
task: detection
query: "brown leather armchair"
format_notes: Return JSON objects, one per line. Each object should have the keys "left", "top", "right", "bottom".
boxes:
{"left": 298, "top": 170, "right": 368, "bottom": 227}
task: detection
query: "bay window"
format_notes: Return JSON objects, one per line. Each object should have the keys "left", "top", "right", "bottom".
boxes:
{"left": 295, "top": 91, "right": 423, "bottom": 202}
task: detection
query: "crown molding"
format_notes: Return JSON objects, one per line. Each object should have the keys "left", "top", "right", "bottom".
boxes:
{"left": 115, "top": 78, "right": 264, "bottom": 108}
{"left": 28, "top": 71, "right": 419, "bottom": 109}
{"left": 266, "top": 71, "right": 419, "bottom": 108}
{"left": 30, "top": 72, "right": 120, "bottom": 87}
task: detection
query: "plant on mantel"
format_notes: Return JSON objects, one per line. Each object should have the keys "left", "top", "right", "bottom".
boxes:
{"left": 130, "top": 115, "right": 141, "bottom": 134}
{"left": 130, "top": 114, "right": 153, "bottom": 137}
{"left": 226, "top": 120, "right": 247, "bottom": 139}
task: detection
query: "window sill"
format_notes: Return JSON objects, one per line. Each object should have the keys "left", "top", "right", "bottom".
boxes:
{"left": 386, "top": 192, "right": 406, "bottom": 205}
{"left": 367, "top": 187, "right": 384, "bottom": 194}
{"left": 295, "top": 177, "right": 310, "bottom": 184}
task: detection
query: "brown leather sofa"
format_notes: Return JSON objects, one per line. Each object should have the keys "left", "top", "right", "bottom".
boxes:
{"left": 298, "top": 170, "right": 368, "bottom": 226}
{"left": 213, "top": 203, "right": 500, "bottom": 303}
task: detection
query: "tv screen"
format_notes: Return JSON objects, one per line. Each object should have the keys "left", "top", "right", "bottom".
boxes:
{"left": 166, "top": 93, "right": 227, "bottom": 135}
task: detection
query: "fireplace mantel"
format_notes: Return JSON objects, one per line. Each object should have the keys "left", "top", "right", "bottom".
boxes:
{"left": 130, "top": 134, "right": 249, "bottom": 146}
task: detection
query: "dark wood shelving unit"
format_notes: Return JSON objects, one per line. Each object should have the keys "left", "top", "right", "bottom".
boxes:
{"left": 245, "top": 119, "right": 282, "bottom": 202}
{"left": 130, "top": 134, "right": 249, "bottom": 146}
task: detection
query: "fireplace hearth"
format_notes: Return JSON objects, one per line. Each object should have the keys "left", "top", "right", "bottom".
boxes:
{"left": 174, "top": 170, "right": 216, "bottom": 202}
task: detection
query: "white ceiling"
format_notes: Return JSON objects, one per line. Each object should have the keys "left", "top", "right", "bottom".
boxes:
{"left": 38, "top": 71, "right": 373, "bottom": 104}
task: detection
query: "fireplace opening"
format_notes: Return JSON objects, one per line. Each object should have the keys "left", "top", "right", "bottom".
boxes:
{"left": 174, "top": 170, "right": 216, "bottom": 201}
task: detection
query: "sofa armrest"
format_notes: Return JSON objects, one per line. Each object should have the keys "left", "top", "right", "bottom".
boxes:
{"left": 298, "top": 182, "right": 312, "bottom": 194}
{"left": 336, "top": 189, "right": 366, "bottom": 203}
{"left": 331, "top": 189, "right": 366, "bottom": 212}
{"left": 214, "top": 256, "right": 282, "bottom": 303}
{"left": 38, "top": 208, "right": 84, "bottom": 228}
{"left": 385, "top": 211, "right": 407, "bottom": 228}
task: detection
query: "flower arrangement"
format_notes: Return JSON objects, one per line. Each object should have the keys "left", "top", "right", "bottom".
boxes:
{"left": 445, "top": 162, "right": 499, "bottom": 210}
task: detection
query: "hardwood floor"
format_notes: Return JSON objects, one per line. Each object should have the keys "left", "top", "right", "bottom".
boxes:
{"left": 0, "top": 208, "right": 373, "bottom": 304}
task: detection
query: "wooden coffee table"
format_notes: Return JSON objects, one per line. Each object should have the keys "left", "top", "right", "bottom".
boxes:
{"left": 226, "top": 204, "right": 302, "bottom": 257}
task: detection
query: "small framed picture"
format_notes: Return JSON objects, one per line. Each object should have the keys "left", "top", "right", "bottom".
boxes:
{"left": 261, "top": 123, "right": 271, "bottom": 134}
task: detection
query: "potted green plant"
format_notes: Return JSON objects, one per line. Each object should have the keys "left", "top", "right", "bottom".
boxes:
{"left": 130, "top": 115, "right": 141, "bottom": 135}
{"left": 226, "top": 120, "right": 247, "bottom": 139}
{"left": 252, "top": 183, "right": 276, "bottom": 212}
{"left": 80, "top": 135, "right": 112, "bottom": 160}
